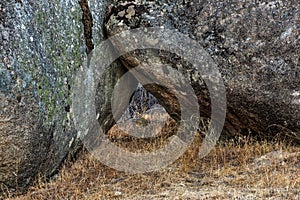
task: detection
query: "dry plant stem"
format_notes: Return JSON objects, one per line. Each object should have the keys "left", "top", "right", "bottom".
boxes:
{"left": 4, "top": 131, "right": 299, "bottom": 200}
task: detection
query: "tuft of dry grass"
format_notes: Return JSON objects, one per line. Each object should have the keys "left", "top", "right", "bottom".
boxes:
{"left": 3, "top": 114, "right": 300, "bottom": 199}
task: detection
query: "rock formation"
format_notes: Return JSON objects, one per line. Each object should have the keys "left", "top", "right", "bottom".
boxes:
{"left": 1, "top": 0, "right": 299, "bottom": 196}
{"left": 0, "top": 0, "right": 114, "bottom": 195}
{"left": 104, "top": 0, "right": 300, "bottom": 141}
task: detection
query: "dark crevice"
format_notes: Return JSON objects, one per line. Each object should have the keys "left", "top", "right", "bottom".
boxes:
{"left": 79, "top": 0, "right": 94, "bottom": 54}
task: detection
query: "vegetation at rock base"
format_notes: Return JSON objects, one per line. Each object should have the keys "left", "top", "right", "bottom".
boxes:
{"left": 3, "top": 119, "right": 299, "bottom": 199}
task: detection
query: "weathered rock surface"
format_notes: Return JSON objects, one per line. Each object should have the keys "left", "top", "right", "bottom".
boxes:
{"left": 104, "top": 0, "right": 300, "bottom": 141}
{"left": 1, "top": 0, "right": 299, "bottom": 196}
{"left": 0, "top": 0, "right": 114, "bottom": 195}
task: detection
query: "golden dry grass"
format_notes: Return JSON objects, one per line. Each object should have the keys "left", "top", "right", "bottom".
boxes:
{"left": 3, "top": 116, "right": 300, "bottom": 200}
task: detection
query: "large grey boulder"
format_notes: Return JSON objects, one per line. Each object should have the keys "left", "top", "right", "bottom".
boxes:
{"left": 104, "top": 0, "right": 300, "bottom": 141}
{"left": 1, "top": 0, "right": 299, "bottom": 196}
{"left": 0, "top": 0, "right": 115, "bottom": 195}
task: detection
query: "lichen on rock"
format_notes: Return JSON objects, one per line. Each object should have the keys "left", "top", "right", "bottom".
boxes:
{"left": 104, "top": 0, "right": 300, "bottom": 141}
{"left": 0, "top": 0, "right": 112, "bottom": 195}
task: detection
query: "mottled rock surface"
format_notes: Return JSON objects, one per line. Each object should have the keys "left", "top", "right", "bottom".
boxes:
{"left": 105, "top": 0, "right": 300, "bottom": 141}
{"left": 0, "top": 0, "right": 112, "bottom": 195}
{"left": 1, "top": 0, "right": 299, "bottom": 196}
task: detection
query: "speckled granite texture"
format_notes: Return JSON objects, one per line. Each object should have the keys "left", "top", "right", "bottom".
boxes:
{"left": 0, "top": 0, "right": 112, "bottom": 194}
{"left": 105, "top": 0, "right": 299, "bottom": 140}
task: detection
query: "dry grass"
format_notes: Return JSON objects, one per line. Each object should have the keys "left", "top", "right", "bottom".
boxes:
{"left": 3, "top": 116, "right": 300, "bottom": 200}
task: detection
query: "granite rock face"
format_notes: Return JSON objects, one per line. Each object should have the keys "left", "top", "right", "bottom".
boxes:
{"left": 1, "top": 0, "right": 299, "bottom": 196}
{"left": 0, "top": 0, "right": 113, "bottom": 194}
{"left": 104, "top": 0, "right": 300, "bottom": 140}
